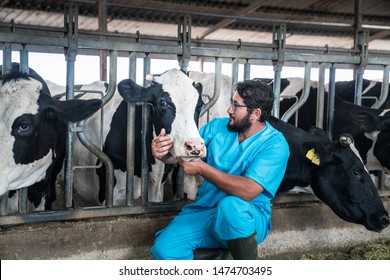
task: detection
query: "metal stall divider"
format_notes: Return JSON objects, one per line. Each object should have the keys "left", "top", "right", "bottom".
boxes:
{"left": 1, "top": 2, "right": 390, "bottom": 225}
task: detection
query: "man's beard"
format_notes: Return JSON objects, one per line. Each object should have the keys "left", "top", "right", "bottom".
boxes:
{"left": 227, "top": 113, "right": 251, "bottom": 133}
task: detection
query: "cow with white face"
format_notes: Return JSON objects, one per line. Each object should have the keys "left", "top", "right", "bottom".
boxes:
{"left": 0, "top": 69, "right": 102, "bottom": 210}
{"left": 70, "top": 69, "right": 205, "bottom": 205}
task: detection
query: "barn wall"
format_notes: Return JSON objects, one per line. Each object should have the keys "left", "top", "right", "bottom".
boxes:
{"left": 1, "top": 195, "right": 389, "bottom": 260}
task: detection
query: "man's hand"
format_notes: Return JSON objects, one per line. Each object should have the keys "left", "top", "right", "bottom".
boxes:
{"left": 177, "top": 158, "right": 205, "bottom": 175}
{"left": 151, "top": 128, "right": 174, "bottom": 161}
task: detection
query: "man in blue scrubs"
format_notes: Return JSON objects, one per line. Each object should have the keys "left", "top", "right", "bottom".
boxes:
{"left": 150, "top": 79, "right": 290, "bottom": 260}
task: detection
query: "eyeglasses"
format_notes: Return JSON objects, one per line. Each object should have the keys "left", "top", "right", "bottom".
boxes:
{"left": 229, "top": 101, "right": 248, "bottom": 111}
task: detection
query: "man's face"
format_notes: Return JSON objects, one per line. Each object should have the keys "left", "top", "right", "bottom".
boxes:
{"left": 227, "top": 92, "right": 251, "bottom": 133}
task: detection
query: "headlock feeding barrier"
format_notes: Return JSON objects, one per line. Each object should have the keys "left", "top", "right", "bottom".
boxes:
{"left": 0, "top": 2, "right": 389, "bottom": 228}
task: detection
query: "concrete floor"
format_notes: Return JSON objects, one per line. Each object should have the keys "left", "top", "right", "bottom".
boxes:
{"left": 1, "top": 194, "right": 389, "bottom": 260}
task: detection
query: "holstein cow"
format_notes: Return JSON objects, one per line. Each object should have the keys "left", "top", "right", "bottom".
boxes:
{"left": 334, "top": 79, "right": 390, "bottom": 109}
{"left": 268, "top": 116, "right": 389, "bottom": 232}
{"left": 0, "top": 68, "right": 102, "bottom": 211}
{"left": 69, "top": 69, "right": 205, "bottom": 206}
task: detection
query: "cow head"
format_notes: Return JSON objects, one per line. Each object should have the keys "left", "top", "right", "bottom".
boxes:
{"left": 0, "top": 71, "right": 102, "bottom": 197}
{"left": 345, "top": 106, "right": 390, "bottom": 173}
{"left": 304, "top": 132, "right": 389, "bottom": 232}
{"left": 118, "top": 69, "right": 206, "bottom": 160}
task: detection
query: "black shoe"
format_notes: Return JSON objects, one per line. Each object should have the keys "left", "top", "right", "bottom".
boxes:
{"left": 227, "top": 233, "right": 258, "bottom": 260}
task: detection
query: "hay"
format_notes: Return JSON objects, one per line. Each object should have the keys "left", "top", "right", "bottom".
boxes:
{"left": 300, "top": 240, "right": 390, "bottom": 260}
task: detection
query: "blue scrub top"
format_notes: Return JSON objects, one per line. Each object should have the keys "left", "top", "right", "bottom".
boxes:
{"left": 182, "top": 117, "right": 290, "bottom": 217}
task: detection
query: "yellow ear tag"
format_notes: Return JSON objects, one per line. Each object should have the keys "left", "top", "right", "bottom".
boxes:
{"left": 306, "top": 148, "right": 320, "bottom": 166}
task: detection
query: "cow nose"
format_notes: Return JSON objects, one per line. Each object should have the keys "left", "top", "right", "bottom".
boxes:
{"left": 185, "top": 139, "right": 205, "bottom": 157}
{"left": 379, "top": 214, "right": 390, "bottom": 229}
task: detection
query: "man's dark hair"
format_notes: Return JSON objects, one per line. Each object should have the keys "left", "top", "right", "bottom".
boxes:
{"left": 235, "top": 79, "right": 274, "bottom": 123}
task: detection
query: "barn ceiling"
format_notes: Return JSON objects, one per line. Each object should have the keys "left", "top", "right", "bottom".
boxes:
{"left": 0, "top": 0, "right": 389, "bottom": 51}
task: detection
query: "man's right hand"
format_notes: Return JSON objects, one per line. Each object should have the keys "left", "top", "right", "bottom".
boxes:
{"left": 151, "top": 128, "right": 174, "bottom": 161}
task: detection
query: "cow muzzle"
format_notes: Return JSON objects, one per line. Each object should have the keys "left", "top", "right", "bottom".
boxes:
{"left": 181, "top": 139, "right": 206, "bottom": 161}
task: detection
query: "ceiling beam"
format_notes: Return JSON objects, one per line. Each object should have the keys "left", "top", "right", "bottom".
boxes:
{"left": 196, "top": 0, "right": 271, "bottom": 40}
{"left": 369, "top": 30, "right": 390, "bottom": 41}
{"left": 0, "top": 0, "right": 10, "bottom": 7}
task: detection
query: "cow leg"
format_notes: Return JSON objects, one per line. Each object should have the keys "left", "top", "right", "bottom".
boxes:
{"left": 148, "top": 159, "right": 166, "bottom": 202}
{"left": 96, "top": 160, "right": 107, "bottom": 204}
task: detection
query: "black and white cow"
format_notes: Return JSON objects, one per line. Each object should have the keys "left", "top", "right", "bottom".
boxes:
{"left": 268, "top": 116, "right": 389, "bottom": 232}
{"left": 334, "top": 79, "right": 390, "bottom": 109}
{"left": 68, "top": 69, "right": 205, "bottom": 205}
{"left": 0, "top": 68, "right": 102, "bottom": 211}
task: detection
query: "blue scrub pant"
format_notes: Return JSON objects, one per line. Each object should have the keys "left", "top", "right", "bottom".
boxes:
{"left": 150, "top": 196, "right": 271, "bottom": 260}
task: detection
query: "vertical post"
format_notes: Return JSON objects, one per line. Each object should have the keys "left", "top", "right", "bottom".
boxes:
{"left": 354, "top": 30, "right": 369, "bottom": 106}
{"left": 143, "top": 54, "right": 151, "bottom": 87}
{"left": 98, "top": 0, "right": 108, "bottom": 81}
{"left": 178, "top": 14, "right": 192, "bottom": 72}
{"left": 272, "top": 24, "right": 286, "bottom": 118}
{"left": 2, "top": 43, "right": 12, "bottom": 74}
{"left": 316, "top": 63, "right": 326, "bottom": 129}
{"left": 0, "top": 43, "right": 12, "bottom": 215}
{"left": 126, "top": 52, "right": 137, "bottom": 205}
{"left": 141, "top": 104, "right": 151, "bottom": 202}
{"left": 19, "top": 46, "right": 29, "bottom": 74}
{"left": 244, "top": 59, "right": 251, "bottom": 81}
{"left": 63, "top": 2, "right": 78, "bottom": 209}
{"left": 327, "top": 65, "right": 336, "bottom": 140}
{"left": 231, "top": 57, "right": 239, "bottom": 96}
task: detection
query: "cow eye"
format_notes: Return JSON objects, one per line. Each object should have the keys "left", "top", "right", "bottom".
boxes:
{"left": 17, "top": 123, "right": 31, "bottom": 136}
{"left": 352, "top": 169, "right": 361, "bottom": 179}
{"left": 159, "top": 99, "right": 168, "bottom": 108}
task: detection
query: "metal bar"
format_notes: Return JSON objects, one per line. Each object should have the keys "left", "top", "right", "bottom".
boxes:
{"left": 316, "top": 63, "right": 326, "bottom": 129}
{"left": 281, "top": 62, "right": 312, "bottom": 122}
{"left": 2, "top": 42, "right": 12, "bottom": 74}
{"left": 126, "top": 52, "right": 137, "bottom": 206}
{"left": 141, "top": 104, "right": 151, "bottom": 202}
{"left": 143, "top": 54, "right": 151, "bottom": 87}
{"left": 19, "top": 46, "right": 29, "bottom": 74}
{"left": 244, "top": 60, "right": 251, "bottom": 80}
{"left": 372, "top": 65, "right": 390, "bottom": 109}
{"left": 0, "top": 201, "right": 189, "bottom": 226}
{"left": 231, "top": 58, "right": 239, "bottom": 96}
{"left": 200, "top": 57, "right": 222, "bottom": 116}
{"left": 63, "top": 2, "right": 78, "bottom": 209}
{"left": 354, "top": 73, "right": 364, "bottom": 105}
{"left": 177, "top": 14, "right": 191, "bottom": 72}
{"left": 327, "top": 66, "right": 336, "bottom": 140}
{"left": 272, "top": 69, "right": 282, "bottom": 118}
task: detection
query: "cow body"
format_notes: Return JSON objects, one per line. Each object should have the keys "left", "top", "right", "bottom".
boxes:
{"left": 0, "top": 68, "right": 102, "bottom": 211}
{"left": 70, "top": 69, "right": 205, "bottom": 205}
{"left": 334, "top": 79, "right": 389, "bottom": 108}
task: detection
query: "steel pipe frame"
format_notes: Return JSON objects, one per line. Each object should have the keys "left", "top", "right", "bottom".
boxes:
{"left": 1, "top": 3, "right": 390, "bottom": 225}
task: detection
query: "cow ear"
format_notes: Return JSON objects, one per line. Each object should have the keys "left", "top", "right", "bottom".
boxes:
{"left": 52, "top": 99, "right": 102, "bottom": 122}
{"left": 350, "top": 110, "right": 381, "bottom": 132}
{"left": 118, "top": 79, "right": 154, "bottom": 103}
{"left": 193, "top": 82, "right": 203, "bottom": 95}
{"left": 309, "top": 126, "right": 330, "bottom": 141}
{"left": 303, "top": 141, "right": 325, "bottom": 166}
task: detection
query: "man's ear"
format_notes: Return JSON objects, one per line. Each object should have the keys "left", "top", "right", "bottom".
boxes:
{"left": 252, "top": 108, "right": 262, "bottom": 121}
